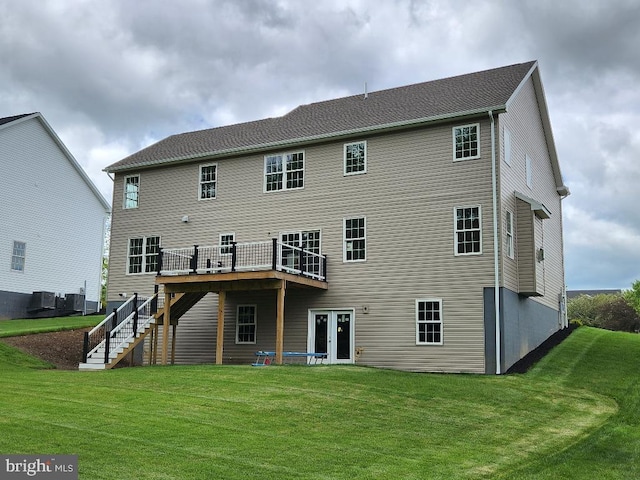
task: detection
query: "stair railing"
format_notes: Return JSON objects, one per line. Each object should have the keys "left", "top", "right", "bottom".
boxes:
{"left": 82, "top": 293, "right": 152, "bottom": 363}
{"left": 105, "top": 294, "right": 157, "bottom": 360}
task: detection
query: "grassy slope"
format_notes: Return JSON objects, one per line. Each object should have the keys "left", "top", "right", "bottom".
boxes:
{"left": 0, "top": 327, "right": 636, "bottom": 479}
{"left": 0, "top": 315, "right": 102, "bottom": 337}
{"left": 495, "top": 327, "right": 640, "bottom": 479}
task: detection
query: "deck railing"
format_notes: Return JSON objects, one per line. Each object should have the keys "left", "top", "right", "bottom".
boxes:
{"left": 158, "top": 238, "right": 327, "bottom": 281}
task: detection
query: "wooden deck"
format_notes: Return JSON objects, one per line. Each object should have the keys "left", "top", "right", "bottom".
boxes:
{"left": 154, "top": 269, "right": 328, "bottom": 366}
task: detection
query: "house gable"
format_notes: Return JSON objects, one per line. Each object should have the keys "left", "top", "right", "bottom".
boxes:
{"left": 0, "top": 113, "right": 110, "bottom": 314}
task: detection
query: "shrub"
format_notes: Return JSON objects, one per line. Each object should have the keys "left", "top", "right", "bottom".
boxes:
{"left": 597, "top": 296, "right": 640, "bottom": 333}
{"left": 568, "top": 293, "right": 640, "bottom": 333}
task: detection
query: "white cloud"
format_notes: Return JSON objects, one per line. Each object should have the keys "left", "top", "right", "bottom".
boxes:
{"left": 1, "top": 0, "right": 639, "bottom": 288}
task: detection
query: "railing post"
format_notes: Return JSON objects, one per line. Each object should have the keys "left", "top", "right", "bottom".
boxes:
{"left": 152, "top": 285, "right": 159, "bottom": 313}
{"left": 272, "top": 238, "right": 278, "bottom": 271}
{"left": 133, "top": 293, "right": 139, "bottom": 337}
{"left": 192, "top": 245, "right": 199, "bottom": 274}
{"left": 104, "top": 333, "right": 111, "bottom": 364}
{"left": 157, "top": 248, "right": 163, "bottom": 275}
{"left": 323, "top": 255, "right": 327, "bottom": 281}
{"left": 231, "top": 242, "right": 237, "bottom": 272}
{"left": 299, "top": 247, "right": 305, "bottom": 276}
{"left": 82, "top": 332, "right": 89, "bottom": 363}
{"left": 111, "top": 308, "right": 117, "bottom": 331}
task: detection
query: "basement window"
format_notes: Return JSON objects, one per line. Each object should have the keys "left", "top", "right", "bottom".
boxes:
{"left": 416, "top": 299, "right": 443, "bottom": 345}
{"left": 236, "top": 305, "right": 257, "bottom": 344}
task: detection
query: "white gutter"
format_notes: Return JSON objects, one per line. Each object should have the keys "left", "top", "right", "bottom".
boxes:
{"left": 489, "top": 110, "right": 501, "bottom": 374}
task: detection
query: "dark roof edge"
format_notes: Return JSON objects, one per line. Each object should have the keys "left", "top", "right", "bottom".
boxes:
{"left": 0, "top": 112, "right": 40, "bottom": 130}
{"left": 105, "top": 104, "right": 506, "bottom": 173}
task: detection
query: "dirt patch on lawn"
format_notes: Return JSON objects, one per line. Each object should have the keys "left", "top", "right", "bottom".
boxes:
{"left": 1, "top": 328, "right": 89, "bottom": 370}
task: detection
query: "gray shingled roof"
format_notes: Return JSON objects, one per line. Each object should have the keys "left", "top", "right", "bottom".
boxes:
{"left": 106, "top": 61, "right": 536, "bottom": 172}
{"left": 0, "top": 113, "right": 34, "bottom": 127}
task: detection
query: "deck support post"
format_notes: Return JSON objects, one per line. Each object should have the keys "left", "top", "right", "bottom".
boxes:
{"left": 148, "top": 325, "right": 155, "bottom": 365}
{"left": 216, "top": 291, "right": 226, "bottom": 365}
{"left": 276, "top": 280, "right": 286, "bottom": 365}
{"left": 171, "top": 323, "right": 177, "bottom": 365}
{"left": 161, "top": 292, "right": 171, "bottom": 365}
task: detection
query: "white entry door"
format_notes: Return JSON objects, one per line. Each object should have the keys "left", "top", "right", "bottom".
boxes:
{"left": 308, "top": 310, "right": 354, "bottom": 364}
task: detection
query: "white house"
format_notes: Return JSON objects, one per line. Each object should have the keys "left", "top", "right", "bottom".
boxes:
{"left": 0, "top": 113, "right": 111, "bottom": 319}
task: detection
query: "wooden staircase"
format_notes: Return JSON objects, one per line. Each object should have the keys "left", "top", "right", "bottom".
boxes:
{"left": 79, "top": 292, "right": 205, "bottom": 370}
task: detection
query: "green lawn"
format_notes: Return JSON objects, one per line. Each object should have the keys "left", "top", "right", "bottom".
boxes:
{"left": 0, "top": 327, "right": 637, "bottom": 479}
{"left": 0, "top": 315, "right": 102, "bottom": 337}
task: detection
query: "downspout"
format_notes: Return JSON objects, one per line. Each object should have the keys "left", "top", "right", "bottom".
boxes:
{"left": 489, "top": 110, "right": 501, "bottom": 374}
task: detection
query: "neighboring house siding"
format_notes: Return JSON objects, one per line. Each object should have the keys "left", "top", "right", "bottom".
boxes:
{"left": 109, "top": 120, "right": 496, "bottom": 373}
{"left": 497, "top": 78, "right": 564, "bottom": 309}
{"left": 0, "top": 117, "right": 107, "bottom": 313}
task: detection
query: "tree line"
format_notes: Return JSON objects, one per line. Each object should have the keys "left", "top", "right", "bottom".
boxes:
{"left": 568, "top": 280, "right": 640, "bottom": 332}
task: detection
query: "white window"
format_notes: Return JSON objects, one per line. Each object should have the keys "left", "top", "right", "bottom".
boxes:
{"left": 123, "top": 175, "right": 140, "bottom": 209}
{"left": 504, "top": 128, "right": 512, "bottom": 166}
{"left": 344, "top": 217, "right": 366, "bottom": 262}
{"left": 453, "top": 124, "right": 480, "bottom": 161}
{"left": 344, "top": 141, "right": 367, "bottom": 175}
{"left": 127, "top": 236, "right": 160, "bottom": 274}
{"left": 199, "top": 163, "right": 217, "bottom": 200}
{"left": 526, "top": 155, "right": 533, "bottom": 189}
{"left": 454, "top": 206, "right": 482, "bottom": 255}
{"left": 505, "top": 210, "right": 514, "bottom": 259}
{"left": 236, "top": 305, "right": 257, "bottom": 344}
{"left": 219, "top": 233, "right": 235, "bottom": 255}
{"left": 10, "top": 241, "right": 26, "bottom": 272}
{"left": 264, "top": 151, "right": 304, "bottom": 192}
{"left": 416, "top": 299, "right": 443, "bottom": 345}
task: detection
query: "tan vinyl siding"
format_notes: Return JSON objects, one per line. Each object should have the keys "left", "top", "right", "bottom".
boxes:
{"left": 497, "top": 78, "right": 564, "bottom": 310}
{"left": 109, "top": 119, "right": 497, "bottom": 373}
{"left": 516, "top": 198, "right": 537, "bottom": 295}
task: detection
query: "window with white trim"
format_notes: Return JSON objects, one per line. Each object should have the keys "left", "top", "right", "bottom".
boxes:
{"left": 10, "top": 241, "right": 26, "bottom": 272}
{"left": 504, "top": 128, "right": 512, "bottom": 166}
{"left": 344, "top": 217, "right": 366, "bottom": 262}
{"left": 123, "top": 175, "right": 140, "bottom": 209}
{"left": 219, "top": 233, "right": 235, "bottom": 255}
{"left": 199, "top": 163, "right": 217, "bottom": 200}
{"left": 453, "top": 124, "right": 480, "bottom": 160}
{"left": 526, "top": 155, "right": 533, "bottom": 189}
{"left": 127, "top": 236, "right": 160, "bottom": 274}
{"left": 505, "top": 210, "right": 514, "bottom": 259}
{"left": 454, "top": 206, "right": 482, "bottom": 255}
{"left": 236, "top": 305, "right": 257, "bottom": 344}
{"left": 344, "top": 141, "right": 367, "bottom": 175}
{"left": 264, "top": 151, "right": 304, "bottom": 192}
{"left": 416, "top": 299, "right": 443, "bottom": 345}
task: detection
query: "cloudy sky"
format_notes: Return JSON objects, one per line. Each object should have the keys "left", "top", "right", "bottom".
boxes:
{"left": 1, "top": 0, "right": 638, "bottom": 290}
